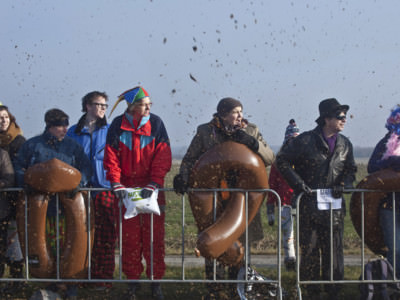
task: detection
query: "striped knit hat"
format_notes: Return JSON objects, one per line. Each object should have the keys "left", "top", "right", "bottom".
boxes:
{"left": 109, "top": 86, "right": 149, "bottom": 117}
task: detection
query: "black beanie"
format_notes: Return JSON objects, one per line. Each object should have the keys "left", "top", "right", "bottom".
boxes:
{"left": 44, "top": 108, "right": 69, "bottom": 128}
{"left": 217, "top": 98, "right": 243, "bottom": 117}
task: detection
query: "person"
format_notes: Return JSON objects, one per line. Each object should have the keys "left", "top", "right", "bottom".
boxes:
{"left": 91, "top": 86, "right": 171, "bottom": 300}
{"left": 14, "top": 108, "right": 91, "bottom": 300}
{"left": 0, "top": 105, "right": 26, "bottom": 293}
{"left": 67, "top": 91, "right": 111, "bottom": 191}
{"left": 0, "top": 148, "right": 16, "bottom": 297}
{"left": 267, "top": 119, "right": 300, "bottom": 271}
{"left": 173, "top": 97, "right": 275, "bottom": 300}
{"left": 276, "top": 98, "right": 357, "bottom": 300}
{"left": 368, "top": 105, "right": 400, "bottom": 279}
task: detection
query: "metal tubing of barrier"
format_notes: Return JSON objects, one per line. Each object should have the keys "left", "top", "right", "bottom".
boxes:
{"left": 6, "top": 187, "right": 283, "bottom": 296}
{"left": 295, "top": 188, "right": 400, "bottom": 300}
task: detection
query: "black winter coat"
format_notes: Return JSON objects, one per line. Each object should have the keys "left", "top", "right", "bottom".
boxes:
{"left": 276, "top": 126, "right": 357, "bottom": 220}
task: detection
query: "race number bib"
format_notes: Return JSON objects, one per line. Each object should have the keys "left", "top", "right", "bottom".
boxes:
{"left": 317, "top": 189, "right": 342, "bottom": 210}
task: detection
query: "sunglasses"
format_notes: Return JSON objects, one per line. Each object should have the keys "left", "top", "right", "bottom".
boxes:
{"left": 92, "top": 103, "right": 109, "bottom": 109}
{"left": 336, "top": 115, "right": 346, "bottom": 121}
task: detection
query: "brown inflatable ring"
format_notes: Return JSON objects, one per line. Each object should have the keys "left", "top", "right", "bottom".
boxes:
{"left": 17, "top": 191, "right": 94, "bottom": 279}
{"left": 16, "top": 160, "right": 94, "bottom": 278}
{"left": 189, "top": 141, "right": 269, "bottom": 266}
{"left": 24, "top": 158, "right": 82, "bottom": 193}
{"left": 350, "top": 168, "right": 400, "bottom": 255}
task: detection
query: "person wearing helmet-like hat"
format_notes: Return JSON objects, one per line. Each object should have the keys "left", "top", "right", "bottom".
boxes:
{"left": 91, "top": 86, "right": 171, "bottom": 300}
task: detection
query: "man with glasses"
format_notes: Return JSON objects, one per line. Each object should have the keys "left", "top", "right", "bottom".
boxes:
{"left": 67, "top": 91, "right": 111, "bottom": 190}
{"left": 276, "top": 98, "right": 357, "bottom": 300}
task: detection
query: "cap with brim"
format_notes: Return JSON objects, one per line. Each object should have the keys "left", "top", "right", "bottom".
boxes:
{"left": 315, "top": 98, "right": 349, "bottom": 123}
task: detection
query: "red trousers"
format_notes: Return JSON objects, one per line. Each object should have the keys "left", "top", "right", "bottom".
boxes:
{"left": 91, "top": 191, "right": 166, "bottom": 281}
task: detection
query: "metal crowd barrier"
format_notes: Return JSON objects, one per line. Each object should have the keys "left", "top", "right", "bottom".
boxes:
{"left": 295, "top": 189, "right": 400, "bottom": 300}
{"left": 0, "top": 187, "right": 284, "bottom": 299}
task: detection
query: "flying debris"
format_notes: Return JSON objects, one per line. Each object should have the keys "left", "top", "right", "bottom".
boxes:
{"left": 192, "top": 46, "right": 197, "bottom": 52}
{"left": 163, "top": 37, "right": 167, "bottom": 44}
{"left": 189, "top": 74, "right": 197, "bottom": 82}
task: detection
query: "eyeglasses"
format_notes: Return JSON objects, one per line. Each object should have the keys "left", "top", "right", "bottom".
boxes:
{"left": 336, "top": 115, "right": 346, "bottom": 121}
{"left": 92, "top": 103, "right": 109, "bottom": 109}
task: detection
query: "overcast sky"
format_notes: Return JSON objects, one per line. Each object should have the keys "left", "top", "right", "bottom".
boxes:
{"left": 1, "top": 0, "right": 399, "bottom": 151}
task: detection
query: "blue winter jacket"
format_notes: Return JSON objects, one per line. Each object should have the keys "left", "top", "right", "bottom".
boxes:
{"left": 67, "top": 115, "right": 110, "bottom": 188}
{"left": 14, "top": 130, "right": 92, "bottom": 187}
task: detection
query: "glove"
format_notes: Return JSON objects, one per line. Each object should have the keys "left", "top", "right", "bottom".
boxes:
{"left": 112, "top": 182, "right": 128, "bottom": 200}
{"left": 66, "top": 186, "right": 80, "bottom": 199}
{"left": 295, "top": 182, "right": 312, "bottom": 196}
{"left": 140, "top": 182, "right": 159, "bottom": 199}
{"left": 23, "top": 184, "right": 37, "bottom": 195}
{"left": 232, "top": 130, "right": 259, "bottom": 152}
{"left": 173, "top": 174, "right": 189, "bottom": 194}
{"left": 332, "top": 185, "right": 344, "bottom": 199}
{"left": 267, "top": 204, "right": 275, "bottom": 226}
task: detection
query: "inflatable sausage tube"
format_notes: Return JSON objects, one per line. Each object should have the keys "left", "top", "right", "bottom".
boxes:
{"left": 350, "top": 168, "right": 400, "bottom": 255}
{"left": 16, "top": 158, "right": 94, "bottom": 278}
{"left": 189, "top": 141, "right": 269, "bottom": 266}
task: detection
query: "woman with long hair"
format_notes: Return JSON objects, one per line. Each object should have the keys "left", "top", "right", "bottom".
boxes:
{"left": 0, "top": 104, "right": 26, "bottom": 294}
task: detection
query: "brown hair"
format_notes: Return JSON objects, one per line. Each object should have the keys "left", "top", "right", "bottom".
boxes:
{"left": 0, "top": 105, "right": 20, "bottom": 129}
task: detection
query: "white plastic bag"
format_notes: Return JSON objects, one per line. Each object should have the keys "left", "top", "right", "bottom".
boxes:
{"left": 123, "top": 187, "right": 160, "bottom": 219}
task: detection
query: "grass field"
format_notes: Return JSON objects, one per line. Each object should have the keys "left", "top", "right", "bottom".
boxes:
{"left": 5, "top": 162, "right": 377, "bottom": 299}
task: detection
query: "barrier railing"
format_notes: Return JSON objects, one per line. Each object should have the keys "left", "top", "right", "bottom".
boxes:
{"left": 295, "top": 189, "right": 400, "bottom": 300}
{"left": 0, "top": 187, "right": 284, "bottom": 299}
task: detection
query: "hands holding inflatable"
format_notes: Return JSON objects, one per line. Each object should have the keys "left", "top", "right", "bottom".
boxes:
{"left": 232, "top": 130, "right": 259, "bottom": 152}
{"left": 173, "top": 174, "right": 188, "bottom": 194}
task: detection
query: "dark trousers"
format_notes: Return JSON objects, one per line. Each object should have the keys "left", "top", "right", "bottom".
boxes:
{"left": 0, "top": 217, "right": 8, "bottom": 276}
{"left": 299, "top": 211, "right": 344, "bottom": 297}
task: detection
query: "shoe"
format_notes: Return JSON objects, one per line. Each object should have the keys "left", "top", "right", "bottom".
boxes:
{"left": 151, "top": 283, "right": 164, "bottom": 300}
{"left": 123, "top": 283, "right": 140, "bottom": 300}
{"left": 284, "top": 257, "right": 296, "bottom": 271}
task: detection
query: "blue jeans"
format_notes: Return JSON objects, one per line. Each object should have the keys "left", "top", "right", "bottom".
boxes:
{"left": 380, "top": 207, "right": 400, "bottom": 278}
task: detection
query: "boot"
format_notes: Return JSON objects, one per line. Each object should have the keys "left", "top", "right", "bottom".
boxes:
{"left": 9, "top": 260, "right": 23, "bottom": 278}
{"left": 2, "top": 260, "right": 25, "bottom": 297}
{"left": 151, "top": 283, "right": 164, "bottom": 300}
{"left": 124, "top": 282, "right": 140, "bottom": 300}
{"left": 284, "top": 257, "right": 296, "bottom": 271}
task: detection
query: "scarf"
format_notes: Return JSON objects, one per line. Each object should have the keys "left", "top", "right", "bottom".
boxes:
{"left": 210, "top": 114, "right": 247, "bottom": 136}
{"left": 0, "top": 122, "right": 23, "bottom": 147}
{"left": 382, "top": 132, "right": 400, "bottom": 160}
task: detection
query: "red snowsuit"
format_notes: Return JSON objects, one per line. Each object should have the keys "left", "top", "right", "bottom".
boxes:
{"left": 92, "top": 112, "right": 171, "bottom": 281}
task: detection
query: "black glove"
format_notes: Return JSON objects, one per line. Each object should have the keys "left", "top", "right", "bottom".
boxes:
{"left": 66, "top": 186, "right": 80, "bottom": 199}
{"left": 232, "top": 130, "right": 259, "bottom": 152}
{"left": 295, "top": 182, "right": 312, "bottom": 196}
{"left": 332, "top": 185, "right": 344, "bottom": 198}
{"left": 112, "top": 182, "right": 128, "bottom": 200}
{"left": 140, "top": 182, "right": 159, "bottom": 199}
{"left": 173, "top": 174, "right": 189, "bottom": 194}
